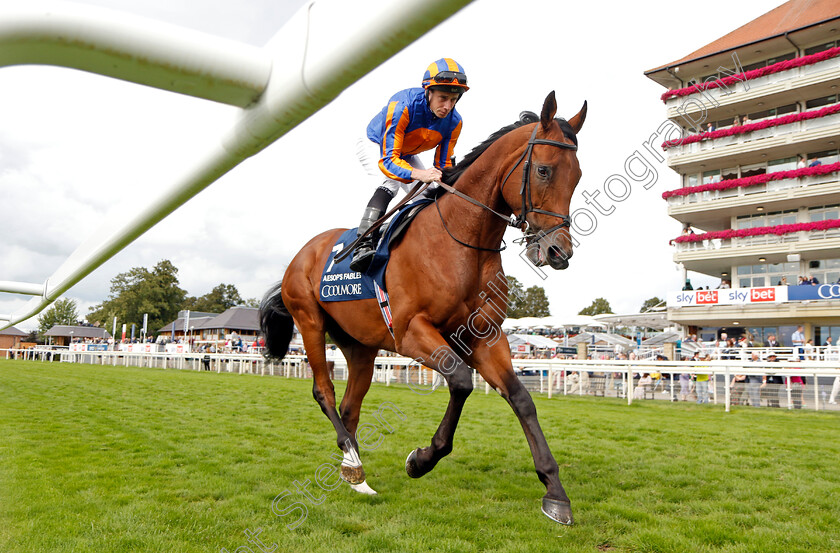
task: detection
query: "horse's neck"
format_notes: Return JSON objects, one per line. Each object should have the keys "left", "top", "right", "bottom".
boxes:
{"left": 436, "top": 146, "right": 516, "bottom": 251}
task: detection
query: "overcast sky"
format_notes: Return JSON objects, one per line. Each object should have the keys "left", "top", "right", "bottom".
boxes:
{"left": 0, "top": 0, "right": 784, "bottom": 330}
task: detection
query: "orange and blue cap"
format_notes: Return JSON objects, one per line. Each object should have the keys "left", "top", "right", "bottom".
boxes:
{"left": 422, "top": 58, "right": 469, "bottom": 92}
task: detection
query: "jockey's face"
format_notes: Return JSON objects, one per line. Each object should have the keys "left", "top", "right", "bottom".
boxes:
{"left": 428, "top": 89, "right": 460, "bottom": 118}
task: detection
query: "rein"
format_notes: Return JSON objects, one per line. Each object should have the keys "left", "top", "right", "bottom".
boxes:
{"left": 436, "top": 123, "right": 578, "bottom": 250}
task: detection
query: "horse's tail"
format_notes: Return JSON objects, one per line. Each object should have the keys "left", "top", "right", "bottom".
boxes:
{"left": 259, "top": 281, "right": 294, "bottom": 361}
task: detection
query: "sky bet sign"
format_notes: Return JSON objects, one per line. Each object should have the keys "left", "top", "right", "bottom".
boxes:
{"left": 668, "top": 286, "right": 788, "bottom": 307}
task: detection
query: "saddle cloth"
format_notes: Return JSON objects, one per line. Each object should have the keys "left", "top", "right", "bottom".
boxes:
{"left": 318, "top": 199, "right": 432, "bottom": 303}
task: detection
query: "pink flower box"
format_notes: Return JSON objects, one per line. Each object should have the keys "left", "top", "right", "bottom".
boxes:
{"left": 661, "top": 162, "right": 840, "bottom": 199}
{"left": 674, "top": 219, "right": 840, "bottom": 244}
{"left": 662, "top": 103, "right": 840, "bottom": 149}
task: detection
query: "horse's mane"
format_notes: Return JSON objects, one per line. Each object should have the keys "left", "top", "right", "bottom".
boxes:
{"left": 440, "top": 112, "right": 578, "bottom": 189}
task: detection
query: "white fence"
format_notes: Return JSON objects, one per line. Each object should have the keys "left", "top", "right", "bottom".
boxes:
{"left": 5, "top": 348, "right": 839, "bottom": 413}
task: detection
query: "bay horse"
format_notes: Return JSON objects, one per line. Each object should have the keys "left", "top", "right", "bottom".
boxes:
{"left": 260, "top": 91, "right": 586, "bottom": 525}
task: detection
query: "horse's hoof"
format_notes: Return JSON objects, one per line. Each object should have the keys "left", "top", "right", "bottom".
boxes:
{"left": 340, "top": 463, "right": 366, "bottom": 485}
{"left": 541, "top": 497, "right": 574, "bottom": 525}
{"left": 405, "top": 449, "right": 423, "bottom": 479}
{"left": 349, "top": 480, "right": 377, "bottom": 495}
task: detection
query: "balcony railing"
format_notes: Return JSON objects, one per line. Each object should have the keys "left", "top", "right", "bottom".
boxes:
{"left": 666, "top": 172, "right": 839, "bottom": 207}
{"left": 663, "top": 53, "right": 840, "bottom": 110}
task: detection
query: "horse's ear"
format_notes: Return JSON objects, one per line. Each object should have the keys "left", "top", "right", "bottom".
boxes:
{"left": 568, "top": 100, "right": 588, "bottom": 134}
{"left": 540, "top": 91, "right": 557, "bottom": 131}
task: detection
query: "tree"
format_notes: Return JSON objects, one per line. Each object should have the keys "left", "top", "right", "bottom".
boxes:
{"left": 38, "top": 298, "right": 78, "bottom": 336}
{"left": 578, "top": 297, "right": 613, "bottom": 316}
{"left": 639, "top": 296, "right": 664, "bottom": 313}
{"left": 88, "top": 260, "right": 186, "bottom": 335}
{"left": 505, "top": 277, "right": 551, "bottom": 318}
{"left": 523, "top": 286, "right": 551, "bottom": 317}
{"left": 243, "top": 297, "right": 260, "bottom": 308}
{"left": 183, "top": 284, "right": 244, "bottom": 313}
{"left": 505, "top": 276, "right": 527, "bottom": 318}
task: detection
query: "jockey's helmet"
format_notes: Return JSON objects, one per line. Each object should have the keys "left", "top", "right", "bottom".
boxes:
{"left": 422, "top": 58, "right": 469, "bottom": 94}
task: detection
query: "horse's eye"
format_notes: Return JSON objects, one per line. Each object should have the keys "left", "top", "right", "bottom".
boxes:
{"left": 536, "top": 166, "right": 551, "bottom": 180}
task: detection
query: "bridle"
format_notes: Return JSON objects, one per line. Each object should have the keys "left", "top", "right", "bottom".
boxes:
{"left": 436, "top": 122, "right": 578, "bottom": 250}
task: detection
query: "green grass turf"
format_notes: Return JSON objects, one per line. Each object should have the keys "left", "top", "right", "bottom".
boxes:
{"left": 1, "top": 359, "right": 838, "bottom": 553}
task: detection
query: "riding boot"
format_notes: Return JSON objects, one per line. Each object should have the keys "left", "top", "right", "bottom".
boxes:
{"left": 349, "top": 206, "right": 383, "bottom": 273}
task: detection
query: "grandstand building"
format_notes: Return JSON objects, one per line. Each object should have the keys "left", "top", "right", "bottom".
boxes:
{"left": 646, "top": 0, "right": 840, "bottom": 345}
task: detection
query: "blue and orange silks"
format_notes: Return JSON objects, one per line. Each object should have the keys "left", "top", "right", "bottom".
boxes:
{"left": 366, "top": 87, "right": 462, "bottom": 183}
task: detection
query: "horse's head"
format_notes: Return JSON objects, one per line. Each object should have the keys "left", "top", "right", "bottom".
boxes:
{"left": 503, "top": 91, "right": 586, "bottom": 270}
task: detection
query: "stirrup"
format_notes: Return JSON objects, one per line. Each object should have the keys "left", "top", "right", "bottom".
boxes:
{"left": 349, "top": 244, "right": 375, "bottom": 273}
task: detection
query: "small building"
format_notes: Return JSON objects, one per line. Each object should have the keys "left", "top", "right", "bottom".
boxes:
{"left": 0, "top": 326, "right": 28, "bottom": 350}
{"left": 195, "top": 307, "right": 261, "bottom": 345}
{"left": 43, "top": 325, "right": 111, "bottom": 346}
{"left": 159, "top": 307, "right": 261, "bottom": 347}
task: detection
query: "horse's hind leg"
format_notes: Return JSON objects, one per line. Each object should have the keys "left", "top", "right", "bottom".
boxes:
{"left": 283, "top": 290, "right": 374, "bottom": 494}
{"left": 333, "top": 341, "right": 379, "bottom": 494}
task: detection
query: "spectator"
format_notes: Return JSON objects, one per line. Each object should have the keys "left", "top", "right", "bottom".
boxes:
{"left": 730, "top": 373, "right": 747, "bottom": 405}
{"left": 797, "top": 155, "right": 807, "bottom": 169}
{"left": 791, "top": 325, "right": 805, "bottom": 360}
{"left": 706, "top": 122, "right": 716, "bottom": 133}
{"left": 694, "top": 356, "right": 712, "bottom": 404}
{"left": 732, "top": 116, "right": 741, "bottom": 127}
{"left": 746, "top": 352, "right": 762, "bottom": 407}
{"left": 679, "top": 368, "right": 692, "bottom": 401}
{"left": 634, "top": 373, "right": 653, "bottom": 399}
{"left": 742, "top": 114, "right": 751, "bottom": 125}
{"left": 787, "top": 355, "right": 806, "bottom": 409}
{"left": 777, "top": 276, "right": 788, "bottom": 286}
{"left": 766, "top": 334, "right": 780, "bottom": 348}
{"left": 808, "top": 157, "right": 822, "bottom": 167}
{"left": 804, "top": 339, "right": 815, "bottom": 361}
{"left": 808, "top": 275, "right": 820, "bottom": 285}
{"left": 716, "top": 332, "right": 729, "bottom": 359}
{"left": 717, "top": 279, "right": 731, "bottom": 289}
{"left": 682, "top": 279, "right": 694, "bottom": 291}
{"left": 761, "top": 353, "right": 783, "bottom": 407}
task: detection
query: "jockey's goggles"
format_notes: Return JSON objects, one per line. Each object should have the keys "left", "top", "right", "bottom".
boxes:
{"left": 433, "top": 71, "right": 467, "bottom": 85}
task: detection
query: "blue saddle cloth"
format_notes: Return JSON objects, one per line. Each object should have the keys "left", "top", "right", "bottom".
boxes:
{"left": 319, "top": 199, "right": 431, "bottom": 303}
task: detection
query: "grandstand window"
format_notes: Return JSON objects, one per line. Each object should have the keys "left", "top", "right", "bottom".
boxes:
{"left": 768, "top": 156, "right": 797, "bottom": 171}
{"left": 702, "top": 169, "right": 720, "bottom": 185}
{"left": 741, "top": 60, "right": 765, "bottom": 72}
{"left": 804, "top": 42, "right": 837, "bottom": 56}
{"left": 805, "top": 95, "right": 838, "bottom": 110}
{"left": 808, "top": 205, "right": 840, "bottom": 222}
{"left": 685, "top": 173, "right": 698, "bottom": 188}
{"left": 766, "top": 52, "right": 796, "bottom": 65}
{"left": 806, "top": 149, "right": 839, "bottom": 165}
{"left": 736, "top": 262, "right": 798, "bottom": 288}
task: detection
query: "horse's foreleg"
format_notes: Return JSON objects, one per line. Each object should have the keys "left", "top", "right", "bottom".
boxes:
{"left": 397, "top": 317, "right": 473, "bottom": 479}
{"left": 471, "top": 341, "right": 573, "bottom": 525}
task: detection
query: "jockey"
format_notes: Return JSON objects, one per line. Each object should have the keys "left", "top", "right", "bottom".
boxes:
{"left": 349, "top": 58, "right": 469, "bottom": 272}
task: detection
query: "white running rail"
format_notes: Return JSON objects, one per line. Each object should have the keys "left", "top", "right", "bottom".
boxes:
{"left": 0, "top": 0, "right": 473, "bottom": 329}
